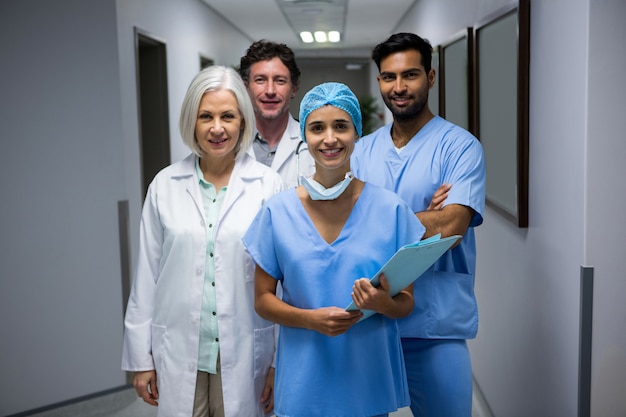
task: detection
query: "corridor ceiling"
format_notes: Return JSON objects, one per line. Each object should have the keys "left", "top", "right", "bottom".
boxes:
{"left": 201, "top": 0, "right": 417, "bottom": 57}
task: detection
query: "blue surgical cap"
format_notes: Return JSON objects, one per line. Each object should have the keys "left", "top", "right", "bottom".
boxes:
{"left": 299, "top": 82, "right": 362, "bottom": 141}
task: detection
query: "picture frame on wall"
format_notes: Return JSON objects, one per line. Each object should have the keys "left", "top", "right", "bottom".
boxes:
{"left": 428, "top": 45, "right": 441, "bottom": 116}
{"left": 440, "top": 28, "right": 474, "bottom": 134}
{"left": 474, "top": 0, "right": 530, "bottom": 227}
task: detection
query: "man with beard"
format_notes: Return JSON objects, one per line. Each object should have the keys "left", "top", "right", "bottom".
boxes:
{"left": 239, "top": 40, "right": 315, "bottom": 187}
{"left": 351, "top": 32, "right": 486, "bottom": 417}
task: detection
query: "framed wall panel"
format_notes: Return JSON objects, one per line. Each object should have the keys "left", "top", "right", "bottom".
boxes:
{"left": 474, "top": 0, "right": 530, "bottom": 227}
{"left": 429, "top": 45, "right": 441, "bottom": 116}
{"left": 440, "top": 28, "right": 474, "bottom": 133}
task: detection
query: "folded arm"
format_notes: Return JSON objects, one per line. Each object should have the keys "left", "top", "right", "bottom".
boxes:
{"left": 419, "top": 183, "right": 474, "bottom": 248}
{"left": 417, "top": 203, "right": 474, "bottom": 243}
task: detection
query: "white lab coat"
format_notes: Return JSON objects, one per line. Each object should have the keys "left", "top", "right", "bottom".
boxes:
{"left": 251, "top": 115, "right": 315, "bottom": 188}
{"left": 122, "top": 152, "right": 284, "bottom": 417}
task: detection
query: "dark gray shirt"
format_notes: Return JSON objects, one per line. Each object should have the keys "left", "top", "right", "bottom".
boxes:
{"left": 252, "top": 133, "right": 277, "bottom": 167}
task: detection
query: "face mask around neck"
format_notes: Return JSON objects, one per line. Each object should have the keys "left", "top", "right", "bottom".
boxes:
{"left": 300, "top": 171, "right": 353, "bottom": 201}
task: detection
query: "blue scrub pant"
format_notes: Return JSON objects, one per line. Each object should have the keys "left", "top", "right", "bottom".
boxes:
{"left": 402, "top": 338, "right": 472, "bottom": 417}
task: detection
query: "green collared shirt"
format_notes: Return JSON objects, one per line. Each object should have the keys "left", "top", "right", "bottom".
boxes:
{"left": 195, "top": 157, "right": 227, "bottom": 373}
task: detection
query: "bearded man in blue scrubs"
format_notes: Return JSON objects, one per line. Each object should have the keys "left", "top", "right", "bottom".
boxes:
{"left": 351, "top": 32, "right": 486, "bottom": 417}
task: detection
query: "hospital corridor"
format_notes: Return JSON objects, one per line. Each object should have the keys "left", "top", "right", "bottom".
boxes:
{"left": 2, "top": 0, "right": 625, "bottom": 416}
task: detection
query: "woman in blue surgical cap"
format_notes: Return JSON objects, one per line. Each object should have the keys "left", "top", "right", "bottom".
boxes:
{"left": 243, "top": 82, "right": 426, "bottom": 417}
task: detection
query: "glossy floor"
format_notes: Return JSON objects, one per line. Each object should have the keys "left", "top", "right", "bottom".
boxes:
{"left": 24, "top": 380, "right": 492, "bottom": 417}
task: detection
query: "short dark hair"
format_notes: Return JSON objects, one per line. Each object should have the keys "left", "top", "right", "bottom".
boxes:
{"left": 239, "top": 40, "right": 301, "bottom": 88}
{"left": 371, "top": 33, "right": 433, "bottom": 73}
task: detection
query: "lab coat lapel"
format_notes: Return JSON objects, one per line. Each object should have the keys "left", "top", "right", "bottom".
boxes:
{"left": 217, "top": 153, "right": 261, "bottom": 223}
{"left": 270, "top": 116, "right": 300, "bottom": 173}
{"left": 170, "top": 154, "right": 204, "bottom": 221}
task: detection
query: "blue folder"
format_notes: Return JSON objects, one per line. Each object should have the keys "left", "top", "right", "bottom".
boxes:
{"left": 345, "top": 234, "right": 461, "bottom": 321}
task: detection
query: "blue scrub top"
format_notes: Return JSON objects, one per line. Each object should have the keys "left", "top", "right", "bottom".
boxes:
{"left": 351, "top": 116, "right": 486, "bottom": 339}
{"left": 243, "top": 183, "right": 425, "bottom": 417}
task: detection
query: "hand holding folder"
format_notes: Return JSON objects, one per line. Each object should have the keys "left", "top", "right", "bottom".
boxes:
{"left": 345, "top": 234, "right": 461, "bottom": 321}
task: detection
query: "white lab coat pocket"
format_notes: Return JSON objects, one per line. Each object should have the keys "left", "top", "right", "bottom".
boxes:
{"left": 253, "top": 325, "right": 275, "bottom": 378}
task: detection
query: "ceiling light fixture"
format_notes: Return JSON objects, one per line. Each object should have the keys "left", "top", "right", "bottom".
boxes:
{"left": 314, "top": 31, "right": 327, "bottom": 42}
{"left": 300, "top": 30, "right": 340, "bottom": 44}
{"left": 300, "top": 31, "right": 314, "bottom": 43}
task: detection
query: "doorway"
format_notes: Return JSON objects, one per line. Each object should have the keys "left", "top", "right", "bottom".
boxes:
{"left": 200, "top": 54, "right": 214, "bottom": 70}
{"left": 135, "top": 29, "right": 171, "bottom": 199}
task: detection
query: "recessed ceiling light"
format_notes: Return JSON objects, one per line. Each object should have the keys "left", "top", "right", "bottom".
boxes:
{"left": 328, "top": 31, "right": 340, "bottom": 42}
{"left": 300, "top": 31, "right": 314, "bottom": 43}
{"left": 314, "top": 31, "right": 327, "bottom": 42}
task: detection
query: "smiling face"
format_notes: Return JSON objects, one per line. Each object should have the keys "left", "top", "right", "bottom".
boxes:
{"left": 194, "top": 89, "right": 244, "bottom": 161}
{"left": 377, "top": 49, "right": 435, "bottom": 120}
{"left": 246, "top": 57, "right": 297, "bottom": 121}
{"left": 305, "top": 105, "right": 357, "bottom": 175}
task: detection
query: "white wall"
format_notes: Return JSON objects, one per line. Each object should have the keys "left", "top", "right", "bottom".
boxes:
{"left": 397, "top": 0, "right": 626, "bottom": 416}
{"left": 586, "top": 0, "right": 626, "bottom": 415}
{"left": 473, "top": 1, "right": 588, "bottom": 414}
{"left": 0, "top": 0, "right": 251, "bottom": 415}
{"left": 0, "top": 1, "right": 127, "bottom": 414}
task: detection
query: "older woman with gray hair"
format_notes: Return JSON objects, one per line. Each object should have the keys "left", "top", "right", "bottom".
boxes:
{"left": 122, "top": 66, "right": 283, "bottom": 417}
{"left": 243, "top": 82, "right": 426, "bottom": 417}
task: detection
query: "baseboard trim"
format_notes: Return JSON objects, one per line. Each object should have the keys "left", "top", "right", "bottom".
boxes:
{"left": 5, "top": 384, "right": 133, "bottom": 417}
{"left": 578, "top": 266, "right": 594, "bottom": 417}
{"left": 472, "top": 375, "right": 495, "bottom": 417}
